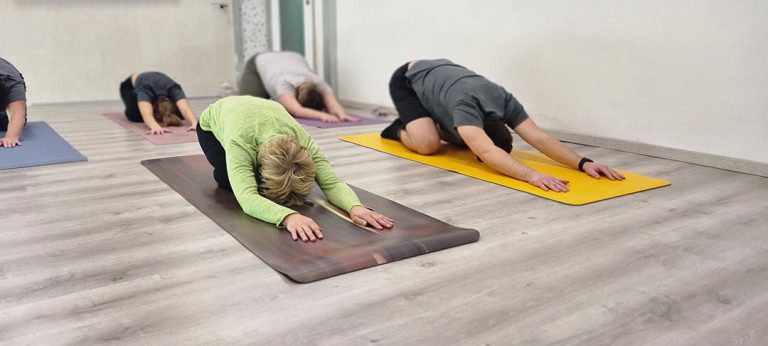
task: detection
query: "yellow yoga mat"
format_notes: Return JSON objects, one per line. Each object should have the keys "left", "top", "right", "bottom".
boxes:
{"left": 339, "top": 133, "right": 670, "bottom": 205}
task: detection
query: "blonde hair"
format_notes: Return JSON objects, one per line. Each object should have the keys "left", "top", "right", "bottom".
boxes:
{"left": 258, "top": 136, "right": 316, "bottom": 206}
{"left": 153, "top": 96, "right": 182, "bottom": 127}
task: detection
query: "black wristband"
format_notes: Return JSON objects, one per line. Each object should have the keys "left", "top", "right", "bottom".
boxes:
{"left": 578, "top": 157, "right": 594, "bottom": 172}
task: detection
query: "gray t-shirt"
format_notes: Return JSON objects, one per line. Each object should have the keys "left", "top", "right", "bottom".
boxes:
{"left": 0, "top": 57, "right": 27, "bottom": 109}
{"left": 255, "top": 51, "right": 332, "bottom": 99}
{"left": 134, "top": 72, "right": 186, "bottom": 103}
{"left": 405, "top": 59, "right": 528, "bottom": 142}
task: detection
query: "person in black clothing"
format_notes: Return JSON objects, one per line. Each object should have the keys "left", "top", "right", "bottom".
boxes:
{"left": 119, "top": 72, "right": 198, "bottom": 135}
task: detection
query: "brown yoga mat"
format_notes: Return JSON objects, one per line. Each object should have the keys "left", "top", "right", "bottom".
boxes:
{"left": 142, "top": 155, "right": 480, "bottom": 283}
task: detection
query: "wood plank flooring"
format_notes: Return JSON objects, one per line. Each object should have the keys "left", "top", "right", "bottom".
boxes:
{"left": 1, "top": 98, "right": 767, "bottom": 345}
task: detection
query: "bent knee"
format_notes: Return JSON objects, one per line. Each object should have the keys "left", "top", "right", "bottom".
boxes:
{"left": 412, "top": 139, "right": 440, "bottom": 155}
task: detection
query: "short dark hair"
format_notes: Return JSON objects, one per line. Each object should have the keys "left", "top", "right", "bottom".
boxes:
{"left": 296, "top": 83, "right": 325, "bottom": 110}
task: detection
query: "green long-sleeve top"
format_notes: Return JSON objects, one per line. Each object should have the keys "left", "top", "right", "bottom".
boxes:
{"left": 199, "top": 96, "right": 362, "bottom": 226}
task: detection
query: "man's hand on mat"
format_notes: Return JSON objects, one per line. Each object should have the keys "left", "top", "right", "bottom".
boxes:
{"left": 321, "top": 114, "right": 340, "bottom": 123}
{"left": 148, "top": 127, "right": 171, "bottom": 135}
{"left": 284, "top": 213, "right": 324, "bottom": 242}
{"left": 526, "top": 171, "right": 570, "bottom": 192}
{"left": 350, "top": 206, "right": 394, "bottom": 230}
{"left": 0, "top": 136, "right": 22, "bottom": 148}
{"left": 583, "top": 162, "right": 626, "bottom": 181}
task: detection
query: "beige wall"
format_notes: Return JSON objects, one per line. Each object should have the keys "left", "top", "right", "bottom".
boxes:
{"left": 1, "top": 0, "right": 237, "bottom": 103}
{"left": 334, "top": 0, "right": 768, "bottom": 164}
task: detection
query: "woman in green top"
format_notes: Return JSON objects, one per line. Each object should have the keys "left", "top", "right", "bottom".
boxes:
{"left": 197, "top": 96, "right": 393, "bottom": 242}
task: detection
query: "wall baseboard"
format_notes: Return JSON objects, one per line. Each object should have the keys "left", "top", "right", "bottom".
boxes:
{"left": 341, "top": 100, "right": 768, "bottom": 178}
{"left": 548, "top": 131, "right": 768, "bottom": 178}
{"left": 28, "top": 95, "right": 221, "bottom": 108}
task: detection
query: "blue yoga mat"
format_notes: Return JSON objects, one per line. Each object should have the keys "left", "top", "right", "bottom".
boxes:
{"left": 0, "top": 121, "right": 87, "bottom": 170}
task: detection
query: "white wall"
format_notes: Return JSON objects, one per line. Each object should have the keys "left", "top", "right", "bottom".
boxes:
{"left": 334, "top": 0, "right": 768, "bottom": 164}
{"left": 1, "top": 0, "right": 237, "bottom": 103}
{"left": 240, "top": 0, "right": 271, "bottom": 60}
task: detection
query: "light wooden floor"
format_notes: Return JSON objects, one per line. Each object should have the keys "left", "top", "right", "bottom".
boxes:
{"left": 2, "top": 98, "right": 767, "bottom": 345}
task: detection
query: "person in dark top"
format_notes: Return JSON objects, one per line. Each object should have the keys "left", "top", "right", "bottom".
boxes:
{"left": 1, "top": 57, "right": 28, "bottom": 148}
{"left": 382, "top": 59, "right": 625, "bottom": 192}
{"left": 119, "top": 72, "right": 198, "bottom": 135}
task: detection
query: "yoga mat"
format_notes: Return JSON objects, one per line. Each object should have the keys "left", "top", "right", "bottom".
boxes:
{"left": 142, "top": 155, "right": 479, "bottom": 283}
{"left": 0, "top": 121, "right": 87, "bottom": 170}
{"left": 102, "top": 112, "right": 197, "bottom": 145}
{"left": 295, "top": 115, "right": 389, "bottom": 128}
{"left": 339, "top": 133, "right": 670, "bottom": 205}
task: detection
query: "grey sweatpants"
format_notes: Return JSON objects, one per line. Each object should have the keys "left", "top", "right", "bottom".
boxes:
{"left": 239, "top": 54, "right": 269, "bottom": 98}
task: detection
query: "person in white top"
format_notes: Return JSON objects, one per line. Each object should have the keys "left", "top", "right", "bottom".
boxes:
{"left": 240, "top": 51, "right": 357, "bottom": 123}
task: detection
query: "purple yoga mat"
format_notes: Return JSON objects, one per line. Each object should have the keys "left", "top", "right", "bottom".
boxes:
{"left": 102, "top": 112, "right": 198, "bottom": 145}
{"left": 294, "top": 115, "right": 389, "bottom": 128}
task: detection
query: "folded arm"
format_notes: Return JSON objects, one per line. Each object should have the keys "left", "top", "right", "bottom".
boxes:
{"left": 514, "top": 118, "right": 624, "bottom": 180}
{"left": 458, "top": 124, "right": 570, "bottom": 192}
{"left": 322, "top": 93, "right": 357, "bottom": 122}
{"left": 226, "top": 143, "right": 297, "bottom": 226}
{"left": 138, "top": 100, "right": 168, "bottom": 135}
{"left": 306, "top": 138, "right": 393, "bottom": 229}
{"left": 277, "top": 94, "right": 339, "bottom": 122}
{"left": 1, "top": 101, "right": 27, "bottom": 148}
{"left": 175, "top": 98, "right": 198, "bottom": 130}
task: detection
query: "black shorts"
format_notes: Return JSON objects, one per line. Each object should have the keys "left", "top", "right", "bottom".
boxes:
{"left": 389, "top": 63, "right": 430, "bottom": 125}
{"left": 120, "top": 77, "right": 142, "bottom": 122}
{"left": 0, "top": 111, "right": 7, "bottom": 131}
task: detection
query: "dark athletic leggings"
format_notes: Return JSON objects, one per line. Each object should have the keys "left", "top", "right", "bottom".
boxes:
{"left": 0, "top": 111, "right": 27, "bottom": 132}
{"left": 239, "top": 54, "right": 269, "bottom": 98}
{"left": 0, "top": 111, "right": 7, "bottom": 131}
{"left": 196, "top": 123, "right": 232, "bottom": 190}
{"left": 119, "top": 77, "right": 142, "bottom": 122}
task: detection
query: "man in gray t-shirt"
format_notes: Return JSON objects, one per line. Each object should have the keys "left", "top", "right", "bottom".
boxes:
{"left": 406, "top": 59, "right": 529, "bottom": 144}
{"left": 382, "top": 59, "right": 624, "bottom": 192}
{"left": 1, "top": 57, "right": 28, "bottom": 148}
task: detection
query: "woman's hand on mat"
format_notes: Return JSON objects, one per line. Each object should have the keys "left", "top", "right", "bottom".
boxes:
{"left": 284, "top": 213, "right": 324, "bottom": 242}
{"left": 338, "top": 114, "right": 359, "bottom": 122}
{"left": 187, "top": 122, "right": 197, "bottom": 132}
{"left": 583, "top": 162, "right": 626, "bottom": 180}
{"left": 327, "top": 106, "right": 356, "bottom": 122}
{"left": 526, "top": 171, "right": 570, "bottom": 192}
{"left": 350, "top": 206, "right": 394, "bottom": 230}
{"left": 147, "top": 126, "right": 171, "bottom": 135}
{"left": 333, "top": 110, "right": 359, "bottom": 122}
{"left": 320, "top": 114, "right": 340, "bottom": 123}
{"left": 0, "top": 136, "right": 21, "bottom": 148}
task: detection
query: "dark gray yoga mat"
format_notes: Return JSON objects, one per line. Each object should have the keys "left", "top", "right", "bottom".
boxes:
{"left": 142, "top": 154, "right": 480, "bottom": 283}
{"left": 0, "top": 121, "right": 87, "bottom": 170}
